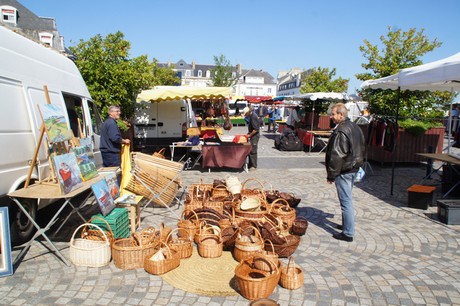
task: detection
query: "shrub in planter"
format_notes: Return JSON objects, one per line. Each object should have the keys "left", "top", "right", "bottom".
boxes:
{"left": 398, "top": 119, "right": 443, "bottom": 136}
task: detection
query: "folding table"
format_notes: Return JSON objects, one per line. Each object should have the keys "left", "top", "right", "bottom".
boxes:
{"left": 169, "top": 142, "right": 202, "bottom": 170}
{"left": 417, "top": 153, "right": 460, "bottom": 198}
{"left": 8, "top": 175, "right": 105, "bottom": 266}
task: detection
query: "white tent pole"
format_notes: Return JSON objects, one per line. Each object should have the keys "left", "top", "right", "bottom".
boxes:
{"left": 390, "top": 87, "right": 401, "bottom": 196}
{"left": 446, "top": 87, "right": 453, "bottom": 154}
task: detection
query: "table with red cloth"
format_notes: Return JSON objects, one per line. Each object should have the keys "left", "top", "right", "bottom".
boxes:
{"left": 201, "top": 142, "right": 252, "bottom": 171}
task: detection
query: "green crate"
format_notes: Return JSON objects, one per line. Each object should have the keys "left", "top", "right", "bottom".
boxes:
{"left": 91, "top": 208, "right": 130, "bottom": 238}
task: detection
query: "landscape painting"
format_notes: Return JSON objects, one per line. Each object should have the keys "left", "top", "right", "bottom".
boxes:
{"left": 72, "top": 145, "right": 98, "bottom": 181}
{"left": 52, "top": 152, "right": 84, "bottom": 194}
{"left": 38, "top": 104, "right": 72, "bottom": 143}
{"left": 91, "top": 179, "right": 115, "bottom": 216}
{"left": 105, "top": 172, "right": 120, "bottom": 200}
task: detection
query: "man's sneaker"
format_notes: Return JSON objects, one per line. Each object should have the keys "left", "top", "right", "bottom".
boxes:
{"left": 249, "top": 167, "right": 257, "bottom": 171}
{"left": 332, "top": 232, "right": 353, "bottom": 242}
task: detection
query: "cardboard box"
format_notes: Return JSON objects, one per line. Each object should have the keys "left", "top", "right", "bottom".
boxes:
{"left": 407, "top": 184, "right": 436, "bottom": 210}
{"left": 437, "top": 200, "right": 460, "bottom": 225}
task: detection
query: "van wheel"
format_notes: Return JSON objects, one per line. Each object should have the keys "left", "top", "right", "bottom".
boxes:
{"left": 9, "top": 198, "right": 37, "bottom": 246}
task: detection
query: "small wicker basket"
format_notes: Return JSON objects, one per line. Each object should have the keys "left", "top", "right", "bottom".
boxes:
{"left": 279, "top": 256, "right": 304, "bottom": 290}
{"left": 269, "top": 198, "right": 296, "bottom": 228}
{"left": 112, "top": 232, "right": 159, "bottom": 270}
{"left": 144, "top": 242, "right": 180, "bottom": 275}
{"left": 290, "top": 216, "right": 309, "bottom": 236}
{"left": 80, "top": 216, "right": 115, "bottom": 245}
{"left": 234, "top": 226, "right": 264, "bottom": 262}
{"left": 167, "top": 228, "right": 193, "bottom": 259}
{"left": 197, "top": 230, "right": 223, "bottom": 258}
{"left": 177, "top": 210, "right": 199, "bottom": 241}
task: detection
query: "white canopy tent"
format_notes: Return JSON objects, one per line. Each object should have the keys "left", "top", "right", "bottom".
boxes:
{"left": 361, "top": 52, "right": 460, "bottom": 194}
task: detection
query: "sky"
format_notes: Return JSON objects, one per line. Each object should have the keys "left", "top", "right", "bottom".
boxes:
{"left": 18, "top": 0, "right": 460, "bottom": 94}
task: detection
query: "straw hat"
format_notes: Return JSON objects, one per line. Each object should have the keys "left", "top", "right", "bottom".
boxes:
{"left": 242, "top": 107, "right": 251, "bottom": 116}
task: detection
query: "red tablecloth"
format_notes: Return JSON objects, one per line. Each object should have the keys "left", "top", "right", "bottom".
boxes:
{"left": 201, "top": 143, "right": 252, "bottom": 169}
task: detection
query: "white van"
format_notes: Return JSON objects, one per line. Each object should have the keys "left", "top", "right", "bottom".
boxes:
{"left": 0, "top": 25, "right": 103, "bottom": 244}
{"left": 133, "top": 99, "right": 191, "bottom": 151}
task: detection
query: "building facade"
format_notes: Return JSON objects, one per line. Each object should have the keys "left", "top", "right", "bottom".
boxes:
{"left": 159, "top": 59, "right": 276, "bottom": 97}
{"left": 0, "top": 0, "right": 65, "bottom": 52}
{"left": 276, "top": 68, "right": 310, "bottom": 97}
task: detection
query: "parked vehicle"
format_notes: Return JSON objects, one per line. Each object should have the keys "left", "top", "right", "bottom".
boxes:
{"left": 0, "top": 25, "right": 103, "bottom": 244}
{"left": 228, "top": 101, "right": 248, "bottom": 116}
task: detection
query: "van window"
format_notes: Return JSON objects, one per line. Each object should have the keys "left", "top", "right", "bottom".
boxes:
{"left": 88, "top": 100, "right": 103, "bottom": 135}
{"left": 63, "top": 94, "right": 84, "bottom": 138}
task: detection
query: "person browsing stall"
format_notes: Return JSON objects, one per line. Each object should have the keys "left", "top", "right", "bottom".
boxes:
{"left": 100, "top": 105, "right": 130, "bottom": 168}
{"left": 286, "top": 105, "right": 300, "bottom": 130}
{"left": 243, "top": 106, "right": 260, "bottom": 171}
{"left": 325, "top": 103, "right": 365, "bottom": 242}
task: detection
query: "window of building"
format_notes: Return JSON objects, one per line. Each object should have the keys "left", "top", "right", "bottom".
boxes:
{"left": 268, "top": 88, "right": 271, "bottom": 93}
{"left": 185, "top": 70, "right": 191, "bottom": 77}
{"left": 39, "top": 32, "right": 53, "bottom": 47}
{"left": 1, "top": 6, "right": 17, "bottom": 25}
{"left": 198, "top": 70, "right": 202, "bottom": 77}
{"left": 206, "top": 70, "right": 211, "bottom": 78}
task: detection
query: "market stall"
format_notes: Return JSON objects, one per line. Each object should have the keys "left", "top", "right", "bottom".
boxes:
{"left": 201, "top": 142, "right": 252, "bottom": 171}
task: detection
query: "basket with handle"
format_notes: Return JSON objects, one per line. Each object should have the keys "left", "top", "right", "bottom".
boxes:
{"left": 197, "top": 227, "right": 223, "bottom": 258}
{"left": 144, "top": 241, "right": 180, "bottom": 275}
{"left": 240, "top": 178, "right": 267, "bottom": 203}
{"left": 80, "top": 216, "right": 115, "bottom": 246}
{"left": 234, "top": 196, "right": 268, "bottom": 222}
{"left": 279, "top": 256, "right": 304, "bottom": 290}
{"left": 290, "top": 216, "right": 309, "bottom": 236}
{"left": 253, "top": 239, "right": 279, "bottom": 272}
{"left": 167, "top": 228, "right": 193, "bottom": 259}
{"left": 268, "top": 198, "right": 296, "bottom": 228}
{"left": 177, "top": 210, "right": 199, "bottom": 241}
{"left": 278, "top": 192, "right": 301, "bottom": 208}
{"left": 152, "top": 147, "right": 166, "bottom": 159}
{"left": 234, "top": 225, "right": 264, "bottom": 262}
{"left": 111, "top": 232, "right": 159, "bottom": 270}
{"left": 234, "top": 255, "right": 281, "bottom": 300}
{"left": 265, "top": 234, "right": 300, "bottom": 258}
{"left": 194, "top": 221, "right": 217, "bottom": 244}
{"left": 70, "top": 223, "right": 111, "bottom": 267}
{"left": 211, "top": 184, "right": 230, "bottom": 200}
{"left": 263, "top": 181, "right": 280, "bottom": 204}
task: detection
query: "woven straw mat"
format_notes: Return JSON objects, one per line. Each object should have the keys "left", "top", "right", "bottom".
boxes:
{"left": 161, "top": 247, "right": 239, "bottom": 296}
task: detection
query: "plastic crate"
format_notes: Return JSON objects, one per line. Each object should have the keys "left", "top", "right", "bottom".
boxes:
{"left": 91, "top": 208, "right": 130, "bottom": 238}
{"left": 437, "top": 200, "right": 460, "bottom": 225}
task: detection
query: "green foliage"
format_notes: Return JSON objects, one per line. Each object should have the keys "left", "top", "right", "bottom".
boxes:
{"left": 211, "top": 54, "right": 238, "bottom": 87}
{"left": 116, "top": 119, "right": 129, "bottom": 132}
{"left": 69, "top": 31, "right": 163, "bottom": 121}
{"left": 399, "top": 119, "right": 443, "bottom": 136}
{"left": 300, "top": 67, "right": 349, "bottom": 94}
{"left": 356, "top": 27, "right": 456, "bottom": 118}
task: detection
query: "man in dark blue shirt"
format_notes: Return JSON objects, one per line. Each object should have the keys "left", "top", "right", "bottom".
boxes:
{"left": 100, "top": 105, "right": 130, "bottom": 167}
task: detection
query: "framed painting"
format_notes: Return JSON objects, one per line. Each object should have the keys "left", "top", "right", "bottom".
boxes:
{"left": 72, "top": 145, "right": 98, "bottom": 181}
{"left": 91, "top": 179, "right": 115, "bottom": 216}
{"left": 52, "top": 152, "right": 84, "bottom": 194}
{"left": 104, "top": 172, "right": 120, "bottom": 200}
{"left": 0, "top": 207, "right": 13, "bottom": 277}
{"left": 38, "top": 104, "right": 72, "bottom": 144}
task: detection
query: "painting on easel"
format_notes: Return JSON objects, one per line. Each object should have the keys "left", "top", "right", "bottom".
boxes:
{"left": 73, "top": 144, "right": 98, "bottom": 181}
{"left": 104, "top": 172, "right": 120, "bottom": 200}
{"left": 91, "top": 179, "right": 115, "bottom": 216}
{"left": 38, "top": 104, "right": 72, "bottom": 144}
{"left": 52, "top": 153, "right": 84, "bottom": 194}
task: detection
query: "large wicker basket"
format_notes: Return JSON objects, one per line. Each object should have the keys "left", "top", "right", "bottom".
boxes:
{"left": 167, "top": 228, "right": 193, "bottom": 259}
{"left": 197, "top": 231, "right": 223, "bottom": 258}
{"left": 69, "top": 223, "right": 111, "bottom": 267}
{"left": 177, "top": 210, "right": 199, "bottom": 241}
{"left": 112, "top": 232, "right": 159, "bottom": 270}
{"left": 234, "top": 226, "right": 264, "bottom": 262}
{"left": 234, "top": 255, "right": 281, "bottom": 300}
{"left": 144, "top": 242, "right": 180, "bottom": 275}
{"left": 265, "top": 234, "right": 300, "bottom": 258}
{"left": 80, "top": 216, "right": 115, "bottom": 246}
{"left": 268, "top": 199, "right": 296, "bottom": 228}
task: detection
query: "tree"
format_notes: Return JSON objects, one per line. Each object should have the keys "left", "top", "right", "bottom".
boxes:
{"left": 300, "top": 67, "right": 349, "bottom": 113}
{"left": 210, "top": 54, "right": 238, "bottom": 87}
{"left": 69, "top": 31, "right": 179, "bottom": 121}
{"left": 356, "top": 27, "right": 451, "bottom": 118}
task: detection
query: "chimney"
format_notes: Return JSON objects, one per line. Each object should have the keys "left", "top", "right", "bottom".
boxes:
{"left": 236, "top": 64, "right": 242, "bottom": 74}
{"left": 192, "top": 60, "right": 195, "bottom": 70}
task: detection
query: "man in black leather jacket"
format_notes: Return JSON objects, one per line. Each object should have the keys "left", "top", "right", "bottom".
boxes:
{"left": 325, "top": 103, "right": 365, "bottom": 242}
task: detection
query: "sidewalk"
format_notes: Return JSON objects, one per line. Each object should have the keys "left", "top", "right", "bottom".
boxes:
{"left": 1, "top": 127, "right": 460, "bottom": 305}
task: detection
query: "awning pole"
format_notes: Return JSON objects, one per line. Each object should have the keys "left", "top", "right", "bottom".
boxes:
{"left": 390, "top": 87, "right": 401, "bottom": 196}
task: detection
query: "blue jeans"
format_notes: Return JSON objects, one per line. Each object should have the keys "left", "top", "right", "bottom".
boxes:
{"left": 334, "top": 172, "right": 356, "bottom": 237}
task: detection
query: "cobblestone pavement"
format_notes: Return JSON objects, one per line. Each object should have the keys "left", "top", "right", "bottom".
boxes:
{"left": 1, "top": 127, "right": 459, "bottom": 305}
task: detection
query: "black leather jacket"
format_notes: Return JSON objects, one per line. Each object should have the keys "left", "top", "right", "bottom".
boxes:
{"left": 325, "top": 118, "right": 365, "bottom": 181}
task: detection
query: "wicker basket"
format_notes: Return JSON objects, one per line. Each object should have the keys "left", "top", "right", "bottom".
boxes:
{"left": 234, "top": 226, "right": 264, "bottom": 262}
{"left": 269, "top": 199, "right": 296, "bottom": 228}
{"left": 144, "top": 242, "right": 180, "bottom": 275}
{"left": 167, "top": 228, "right": 193, "bottom": 259}
{"left": 290, "top": 216, "right": 309, "bottom": 236}
{"left": 80, "top": 216, "right": 115, "bottom": 245}
{"left": 279, "top": 256, "right": 304, "bottom": 290}
{"left": 112, "top": 232, "right": 159, "bottom": 270}
{"left": 70, "top": 223, "right": 111, "bottom": 267}
{"left": 197, "top": 230, "right": 223, "bottom": 258}
{"left": 212, "top": 184, "right": 230, "bottom": 199}
{"left": 278, "top": 192, "right": 301, "bottom": 208}
{"left": 152, "top": 148, "right": 166, "bottom": 159}
{"left": 234, "top": 255, "right": 281, "bottom": 300}
{"left": 203, "top": 197, "right": 224, "bottom": 214}
{"left": 235, "top": 197, "right": 268, "bottom": 222}
{"left": 265, "top": 234, "right": 300, "bottom": 258}
{"left": 253, "top": 240, "right": 279, "bottom": 272}
{"left": 241, "top": 178, "right": 267, "bottom": 203}
{"left": 177, "top": 210, "right": 199, "bottom": 241}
